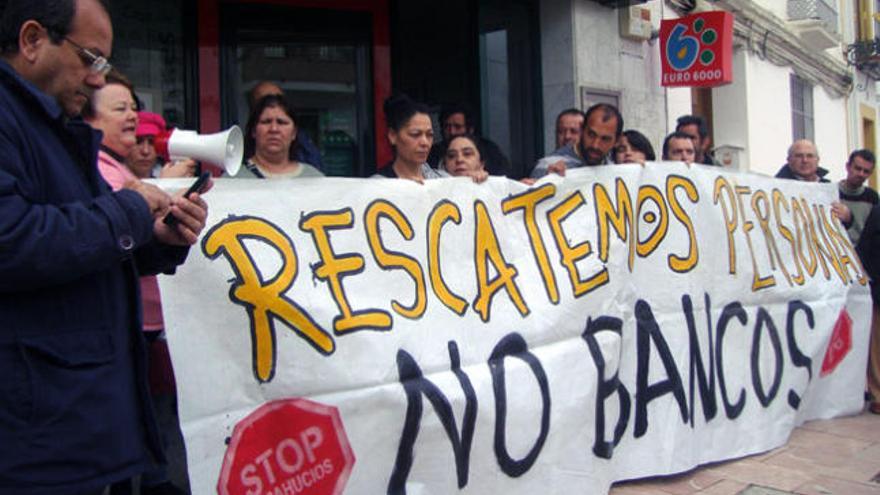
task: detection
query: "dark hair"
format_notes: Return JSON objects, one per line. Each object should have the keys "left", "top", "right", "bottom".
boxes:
{"left": 618, "top": 129, "right": 656, "bottom": 162}
{"left": 444, "top": 134, "right": 484, "bottom": 161}
{"left": 244, "top": 94, "right": 299, "bottom": 160}
{"left": 81, "top": 69, "right": 134, "bottom": 120}
{"left": 556, "top": 108, "right": 585, "bottom": 129}
{"left": 439, "top": 102, "right": 474, "bottom": 130}
{"left": 848, "top": 148, "right": 876, "bottom": 168}
{"left": 0, "top": 0, "right": 108, "bottom": 54}
{"left": 662, "top": 131, "right": 696, "bottom": 160}
{"left": 675, "top": 115, "right": 709, "bottom": 139}
{"left": 383, "top": 93, "right": 431, "bottom": 132}
{"left": 584, "top": 103, "right": 623, "bottom": 137}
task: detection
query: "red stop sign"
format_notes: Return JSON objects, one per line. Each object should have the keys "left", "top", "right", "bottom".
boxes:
{"left": 820, "top": 309, "right": 853, "bottom": 377}
{"left": 218, "top": 398, "right": 355, "bottom": 495}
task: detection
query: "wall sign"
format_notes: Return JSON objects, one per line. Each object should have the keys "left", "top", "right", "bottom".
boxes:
{"left": 660, "top": 11, "right": 734, "bottom": 88}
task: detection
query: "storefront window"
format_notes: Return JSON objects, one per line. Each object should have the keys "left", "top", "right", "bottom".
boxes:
{"left": 221, "top": 5, "right": 374, "bottom": 177}
{"left": 107, "top": 1, "right": 192, "bottom": 128}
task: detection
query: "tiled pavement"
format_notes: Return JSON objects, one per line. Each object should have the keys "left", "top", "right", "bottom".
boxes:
{"left": 610, "top": 410, "right": 880, "bottom": 495}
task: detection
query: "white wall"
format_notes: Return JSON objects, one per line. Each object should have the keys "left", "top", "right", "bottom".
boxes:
{"left": 712, "top": 49, "right": 750, "bottom": 169}
{"left": 759, "top": 0, "right": 788, "bottom": 22}
{"left": 813, "top": 85, "right": 849, "bottom": 181}
{"left": 744, "top": 53, "right": 794, "bottom": 177}
{"left": 665, "top": 87, "right": 692, "bottom": 133}
{"left": 570, "top": 0, "right": 668, "bottom": 153}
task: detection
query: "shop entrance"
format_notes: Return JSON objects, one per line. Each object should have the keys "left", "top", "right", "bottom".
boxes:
{"left": 219, "top": 4, "right": 376, "bottom": 176}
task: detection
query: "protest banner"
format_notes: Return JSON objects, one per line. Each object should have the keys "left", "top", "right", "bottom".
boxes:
{"left": 159, "top": 163, "right": 871, "bottom": 494}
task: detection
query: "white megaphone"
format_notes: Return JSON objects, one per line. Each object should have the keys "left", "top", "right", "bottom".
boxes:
{"left": 154, "top": 126, "right": 243, "bottom": 176}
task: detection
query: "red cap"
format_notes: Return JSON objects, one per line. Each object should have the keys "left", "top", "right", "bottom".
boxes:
{"left": 136, "top": 111, "right": 167, "bottom": 137}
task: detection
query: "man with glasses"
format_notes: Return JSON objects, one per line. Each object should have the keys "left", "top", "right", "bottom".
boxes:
{"left": 0, "top": 1, "right": 209, "bottom": 493}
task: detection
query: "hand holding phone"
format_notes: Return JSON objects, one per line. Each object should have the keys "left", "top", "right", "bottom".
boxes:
{"left": 163, "top": 171, "right": 211, "bottom": 226}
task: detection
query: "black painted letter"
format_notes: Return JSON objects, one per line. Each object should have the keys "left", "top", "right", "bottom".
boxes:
{"left": 715, "top": 302, "right": 747, "bottom": 419}
{"left": 786, "top": 300, "right": 814, "bottom": 409}
{"left": 582, "top": 316, "right": 631, "bottom": 458}
{"left": 684, "top": 293, "right": 717, "bottom": 426}
{"left": 750, "top": 307, "right": 783, "bottom": 408}
{"left": 489, "top": 333, "right": 551, "bottom": 477}
{"left": 634, "top": 299, "right": 688, "bottom": 438}
{"left": 389, "top": 341, "right": 477, "bottom": 494}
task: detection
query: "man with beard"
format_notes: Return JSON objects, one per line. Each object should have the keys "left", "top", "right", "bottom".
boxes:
{"left": 530, "top": 103, "right": 623, "bottom": 178}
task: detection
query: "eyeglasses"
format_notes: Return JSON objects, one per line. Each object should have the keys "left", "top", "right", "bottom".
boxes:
{"left": 64, "top": 37, "right": 112, "bottom": 76}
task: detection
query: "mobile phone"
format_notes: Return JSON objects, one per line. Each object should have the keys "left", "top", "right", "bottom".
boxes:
{"left": 163, "top": 171, "right": 211, "bottom": 226}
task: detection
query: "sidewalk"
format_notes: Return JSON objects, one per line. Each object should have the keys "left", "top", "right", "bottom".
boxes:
{"left": 610, "top": 410, "right": 880, "bottom": 495}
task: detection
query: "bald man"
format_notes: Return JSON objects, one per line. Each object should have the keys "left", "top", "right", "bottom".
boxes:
{"left": 776, "top": 139, "right": 853, "bottom": 226}
{"left": 776, "top": 140, "right": 827, "bottom": 182}
{"left": 249, "top": 80, "right": 283, "bottom": 107}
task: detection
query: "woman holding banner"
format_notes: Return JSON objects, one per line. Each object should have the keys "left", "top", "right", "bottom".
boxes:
{"left": 614, "top": 129, "right": 656, "bottom": 165}
{"left": 374, "top": 94, "right": 445, "bottom": 182}
{"left": 375, "top": 94, "right": 487, "bottom": 183}
{"left": 442, "top": 134, "right": 489, "bottom": 183}
{"left": 234, "top": 94, "right": 323, "bottom": 179}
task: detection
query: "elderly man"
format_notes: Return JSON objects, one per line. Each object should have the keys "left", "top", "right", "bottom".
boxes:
{"left": 776, "top": 139, "right": 852, "bottom": 225}
{"left": 838, "top": 149, "right": 879, "bottom": 244}
{"left": 555, "top": 108, "right": 584, "bottom": 149}
{"left": 662, "top": 131, "right": 697, "bottom": 164}
{"left": 776, "top": 139, "right": 829, "bottom": 182}
{"left": 531, "top": 103, "right": 623, "bottom": 178}
{"left": 0, "top": 0, "right": 208, "bottom": 493}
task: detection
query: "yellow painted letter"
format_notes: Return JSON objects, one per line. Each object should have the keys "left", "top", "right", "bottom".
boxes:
{"left": 501, "top": 183, "right": 560, "bottom": 304}
{"left": 202, "top": 216, "right": 332, "bottom": 383}
{"left": 427, "top": 200, "right": 469, "bottom": 315}
{"left": 473, "top": 201, "right": 529, "bottom": 321}
{"left": 300, "top": 209, "right": 392, "bottom": 333}
{"left": 364, "top": 200, "right": 427, "bottom": 319}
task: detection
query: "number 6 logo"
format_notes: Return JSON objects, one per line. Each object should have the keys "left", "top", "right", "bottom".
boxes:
{"left": 666, "top": 24, "right": 699, "bottom": 71}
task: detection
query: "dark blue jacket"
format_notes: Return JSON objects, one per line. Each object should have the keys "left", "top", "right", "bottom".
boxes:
{"left": 0, "top": 60, "right": 188, "bottom": 494}
{"left": 858, "top": 205, "right": 880, "bottom": 303}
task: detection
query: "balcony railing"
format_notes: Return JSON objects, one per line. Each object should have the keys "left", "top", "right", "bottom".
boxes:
{"left": 846, "top": 38, "right": 880, "bottom": 79}
{"left": 788, "top": 0, "right": 839, "bottom": 36}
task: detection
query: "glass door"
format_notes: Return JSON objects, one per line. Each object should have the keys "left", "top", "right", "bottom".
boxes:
{"left": 220, "top": 4, "right": 374, "bottom": 176}
{"left": 479, "top": 0, "right": 542, "bottom": 179}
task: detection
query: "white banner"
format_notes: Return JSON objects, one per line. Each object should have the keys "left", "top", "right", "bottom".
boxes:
{"left": 159, "top": 163, "right": 871, "bottom": 495}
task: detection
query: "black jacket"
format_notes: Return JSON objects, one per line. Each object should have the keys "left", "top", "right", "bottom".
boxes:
{"left": 858, "top": 205, "right": 880, "bottom": 303}
{"left": 0, "top": 59, "right": 187, "bottom": 494}
{"left": 775, "top": 164, "right": 830, "bottom": 182}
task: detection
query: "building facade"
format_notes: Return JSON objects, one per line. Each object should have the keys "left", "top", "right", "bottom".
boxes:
{"left": 103, "top": 0, "right": 877, "bottom": 182}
